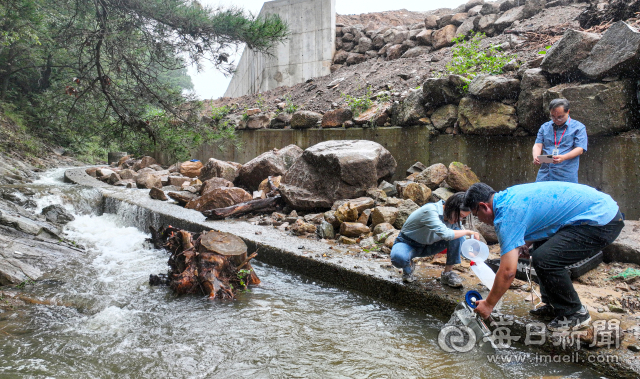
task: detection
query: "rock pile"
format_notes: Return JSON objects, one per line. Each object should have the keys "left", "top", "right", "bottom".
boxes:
{"left": 89, "top": 142, "right": 496, "bottom": 250}
{"left": 206, "top": 0, "right": 640, "bottom": 137}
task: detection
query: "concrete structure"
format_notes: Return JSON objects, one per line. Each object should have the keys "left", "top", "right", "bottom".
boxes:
{"left": 224, "top": 0, "right": 336, "bottom": 98}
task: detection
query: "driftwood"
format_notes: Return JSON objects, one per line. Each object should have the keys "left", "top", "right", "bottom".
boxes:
{"left": 202, "top": 195, "right": 282, "bottom": 220}
{"left": 149, "top": 226, "right": 260, "bottom": 299}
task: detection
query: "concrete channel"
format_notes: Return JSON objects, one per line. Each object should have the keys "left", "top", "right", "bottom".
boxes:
{"left": 64, "top": 167, "right": 640, "bottom": 378}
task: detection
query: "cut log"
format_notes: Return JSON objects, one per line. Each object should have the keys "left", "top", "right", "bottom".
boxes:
{"left": 199, "top": 230, "right": 247, "bottom": 265}
{"left": 202, "top": 195, "right": 282, "bottom": 219}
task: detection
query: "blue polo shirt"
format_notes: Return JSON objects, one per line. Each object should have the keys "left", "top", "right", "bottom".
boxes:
{"left": 492, "top": 182, "right": 619, "bottom": 255}
{"left": 535, "top": 117, "right": 588, "bottom": 183}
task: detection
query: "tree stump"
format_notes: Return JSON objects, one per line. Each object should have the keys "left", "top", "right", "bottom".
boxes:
{"left": 149, "top": 226, "right": 260, "bottom": 299}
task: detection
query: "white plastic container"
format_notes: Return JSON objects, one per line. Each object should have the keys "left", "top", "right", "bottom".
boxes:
{"left": 461, "top": 237, "right": 495, "bottom": 290}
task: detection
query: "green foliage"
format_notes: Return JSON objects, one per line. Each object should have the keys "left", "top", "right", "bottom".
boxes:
{"left": 445, "top": 31, "right": 517, "bottom": 89}
{"left": 0, "top": 0, "right": 288, "bottom": 161}
{"left": 283, "top": 94, "right": 298, "bottom": 114}
{"left": 16, "top": 278, "right": 35, "bottom": 289}
{"left": 236, "top": 269, "right": 252, "bottom": 292}
{"left": 255, "top": 94, "right": 266, "bottom": 110}
{"left": 211, "top": 105, "right": 231, "bottom": 123}
{"left": 538, "top": 45, "right": 552, "bottom": 55}
{"left": 341, "top": 86, "right": 374, "bottom": 117}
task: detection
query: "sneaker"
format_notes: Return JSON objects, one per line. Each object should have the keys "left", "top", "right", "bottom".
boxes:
{"left": 402, "top": 272, "right": 416, "bottom": 283}
{"left": 547, "top": 306, "right": 591, "bottom": 332}
{"left": 441, "top": 270, "right": 463, "bottom": 288}
{"left": 402, "top": 260, "right": 416, "bottom": 283}
{"left": 529, "top": 304, "right": 555, "bottom": 320}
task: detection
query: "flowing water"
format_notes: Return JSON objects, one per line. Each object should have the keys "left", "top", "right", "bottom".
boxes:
{"left": 0, "top": 169, "right": 603, "bottom": 378}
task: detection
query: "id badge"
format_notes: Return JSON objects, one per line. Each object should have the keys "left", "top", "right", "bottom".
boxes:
{"left": 552, "top": 148, "right": 559, "bottom": 156}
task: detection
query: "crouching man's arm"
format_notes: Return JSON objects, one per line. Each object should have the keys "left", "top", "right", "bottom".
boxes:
{"left": 474, "top": 248, "right": 519, "bottom": 319}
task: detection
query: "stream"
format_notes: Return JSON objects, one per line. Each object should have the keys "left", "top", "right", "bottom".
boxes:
{"left": 0, "top": 169, "right": 602, "bottom": 378}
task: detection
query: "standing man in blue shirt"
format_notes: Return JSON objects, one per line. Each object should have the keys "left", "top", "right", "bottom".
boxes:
{"left": 532, "top": 98, "right": 588, "bottom": 183}
{"left": 463, "top": 182, "right": 623, "bottom": 331}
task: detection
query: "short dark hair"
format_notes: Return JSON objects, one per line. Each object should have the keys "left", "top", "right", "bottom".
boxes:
{"left": 444, "top": 192, "right": 470, "bottom": 224}
{"left": 463, "top": 183, "right": 496, "bottom": 211}
{"left": 549, "top": 98, "right": 570, "bottom": 112}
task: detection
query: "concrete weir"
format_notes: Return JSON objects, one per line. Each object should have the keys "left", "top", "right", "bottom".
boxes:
{"left": 64, "top": 168, "right": 640, "bottom": 378}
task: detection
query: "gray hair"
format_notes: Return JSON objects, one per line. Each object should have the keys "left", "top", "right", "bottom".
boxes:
{"left": 549, "top": 98, "right": 570, "bottom": 112}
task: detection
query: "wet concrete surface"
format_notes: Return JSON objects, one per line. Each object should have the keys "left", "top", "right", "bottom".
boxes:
{"left": 64, "top": 168, "right": 640, "bottom": 378}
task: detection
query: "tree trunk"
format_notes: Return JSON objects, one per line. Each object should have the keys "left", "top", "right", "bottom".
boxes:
{"left": 149, "top": 226, "right": 260, "bottom": 298}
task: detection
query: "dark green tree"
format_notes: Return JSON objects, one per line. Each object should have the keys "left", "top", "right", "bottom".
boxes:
{"left": 0, "top": 0, "right": 288, "bottom": 160}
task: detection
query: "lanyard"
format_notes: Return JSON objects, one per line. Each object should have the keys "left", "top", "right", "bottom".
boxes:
{"left": 554, "top": 125, "right": 567, "bottom": 150}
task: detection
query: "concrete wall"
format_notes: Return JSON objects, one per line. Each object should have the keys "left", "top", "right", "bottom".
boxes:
{"left": 429, "top": 135, "right": 640, "bottom": 220}
{"left": 183, "top": 129, "right": 640, "bottom": 219}
{"left": 224, "top": 0, "right": 336, "bottom": 98}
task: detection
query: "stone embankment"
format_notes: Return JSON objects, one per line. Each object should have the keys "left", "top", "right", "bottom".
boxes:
{"left": 208, "top": 0, "right": 640, "bottom": 139}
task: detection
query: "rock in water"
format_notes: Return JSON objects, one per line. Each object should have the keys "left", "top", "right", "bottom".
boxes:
{"left": 41, "top": 204, "right": 75, "bottom": 224}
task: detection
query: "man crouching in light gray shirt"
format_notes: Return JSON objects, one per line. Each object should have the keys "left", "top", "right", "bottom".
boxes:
{"left": 390, "top": 192, "right": 479, "bottom": 285}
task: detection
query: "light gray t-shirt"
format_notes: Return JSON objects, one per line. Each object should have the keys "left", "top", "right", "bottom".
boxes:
{"left": 401, "top": 200, "right": 456, "bottom": 245}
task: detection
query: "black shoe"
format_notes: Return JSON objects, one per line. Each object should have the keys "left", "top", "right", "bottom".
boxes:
{"left": 529, "top": 304, "right": 555, "bottom": 320}
{"left": 547, "top": 306, "right": 591, "bottom": 332}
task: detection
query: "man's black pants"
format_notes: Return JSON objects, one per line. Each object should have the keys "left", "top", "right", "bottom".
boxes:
{"left": 531, "top": 213, "right": 624, "bottom": 317}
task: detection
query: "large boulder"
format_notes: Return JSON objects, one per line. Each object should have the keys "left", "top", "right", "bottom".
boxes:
{"left": 517, "top": 68, "right": 551, "bottom": 134}
{"left": 430, "top": 104, "right": 458, "bottom": 131}
{"left": 391, "top": 89, "right": 427, "bottom": 126}
{"left": 279, "top": 140, "right": 397, "bottom": 210}
{"left": 456, "top": 16, "right": 477, "bottom": 38}
{"left": 353, "top": 103, "right": 392, "bottom": 126}
{"left": 402, "top": 183, "right": 431, "bottom": 206}
{"left": 541, "top": 29, "right": 601, "bottom": 79}
{"left": 432, "top": 25, "right": 458, "bottom": 50}
{"left": 246, "top": 114, "right": 271, "bottom": 129}
{"left": 393, "top": 199, "right": 420, "bottom": 229}
{"left": 494, "top": 6, "right": 525, "bottom": 31}
{"left": 475, "top": 13, "right": 499, "bottom": 35}
{"left": 522, "top": 0, "right": 546, "bottom": 18}
{"left": 457, "top": 97, "right": 518, "bottom": 135}
{"left": 199, "top": 158, "right": 240, "bottom": 182}
{"left": 578, "top": 21, "right": 640, "bottom": 80}
{"left": 468, "top": 75, "right": 520, "bottom": 100}
{"left": 423, "top": 75, "right": 467, "bottom": 107}
{"left": 321, "top": 108, "right": 353, "bottom": 128}
{"left": 386, "top": 44, "right": 410, "bottom": 60}
{"left": 447, "top": 162, "right": 480, "bottom": 192}
{"left": 290, "top": 111, "right": 323, "bottom": 129}
{"left": 416, "top": 29, "right": 434, "bottom": 46}
{"left": 135, "top": 172, "right": 162, "bottom": 189}
{"left": 543, "top": 80, "right": 637, "bottom": 136}
{"left": 41, "top": 204, "right": 75, "bottom": 224}
{"left": 180, "top": 160, "right": 203, "bottom": 178}
{"left": 200, "top": 177, "right": 234, "bottom": 196}
{"left": 235, "top": 145, "right": 303, "bottom": 190}
{"left": 415, "top": 163, "right": 449, "bottom": 189}
{"left": 185, "top": 187, "right": 252, "bottom": 212}
{"left": 132, "top": 156, "right": 157, "bottom": 171}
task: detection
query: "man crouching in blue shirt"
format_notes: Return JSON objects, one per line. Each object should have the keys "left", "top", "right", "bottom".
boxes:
{"left": 391, "top": 193, "right": 480, "bottom": 286}
{"left": 463, "top": 182, "right": 624, "bottom": 331}
{"left": 532, "top": 98, "right": 588, "bottom": 183}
